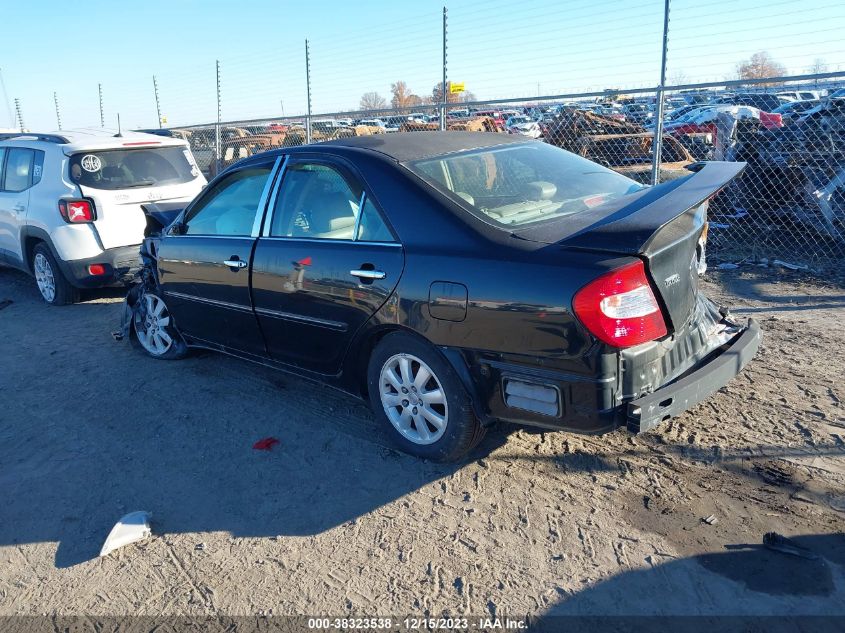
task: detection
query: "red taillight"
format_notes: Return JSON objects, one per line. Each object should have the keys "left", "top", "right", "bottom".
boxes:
{"left": 58, "top": 199, "right": 95, "bottom": 223}
{"left": 87, "top": 264, "right": 107, "bottom": 276}
{"left": 573, "top": 260, "right": 667, "bottom": 348}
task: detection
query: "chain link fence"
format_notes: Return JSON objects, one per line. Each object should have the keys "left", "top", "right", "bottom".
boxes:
{"left": 166, "top": 75, "right": 845, "bottom": 272}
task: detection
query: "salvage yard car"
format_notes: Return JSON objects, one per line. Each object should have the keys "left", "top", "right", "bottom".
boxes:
{"left": 0, "top": 129, "right": 206, "bottom": 304}
{"left": 119, "top": 132, "right": 761, "bottom": 461}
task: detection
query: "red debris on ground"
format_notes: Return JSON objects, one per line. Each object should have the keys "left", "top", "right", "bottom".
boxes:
{"left": 252, "top": 437, "right": 280, "bottom": 451}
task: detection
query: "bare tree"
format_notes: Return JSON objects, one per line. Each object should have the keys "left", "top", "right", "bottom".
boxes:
{"left": 431, "top": 82, "right": 462, "bottom": 104}
{"left": 390, "top": 81, "right": 422, "bottom": 111}
{"left": 807, "top": 58, "right": 829, "bottom": 75}
{"left": 668, "top": 70, "right": 688, "bottom": 87}
{"left": 359, "top": 91, "right": 387, "bottom": 111}
{"left": 736, "top": 51, "right": 787, "bottom": 85}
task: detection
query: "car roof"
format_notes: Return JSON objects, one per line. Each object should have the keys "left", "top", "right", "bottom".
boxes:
{"left": 0, "top": 128, "right": 187, "bottom": 152}
{"left": 317, "top": 131, "right": 529, "bottom": 162}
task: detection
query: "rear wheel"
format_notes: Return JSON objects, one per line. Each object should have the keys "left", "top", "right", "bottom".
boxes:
{"left": 367, "top": 332, "right": 485, "bottom": 462}
{"left": 131, "top": 291, "right": 187, "bottom": 360}
{"left": 32, "top": 243, "right": 78, "bottom": 306}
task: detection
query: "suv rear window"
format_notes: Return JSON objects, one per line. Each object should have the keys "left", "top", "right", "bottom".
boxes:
{"left": 407, "top": 142, "right": 642, "bottom": 228}
{"left": 69, "top": 146, "right": 198, "bottom": 190}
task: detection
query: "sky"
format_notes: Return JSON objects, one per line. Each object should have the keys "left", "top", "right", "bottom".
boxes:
{"left": 1, "top": 0, "right": 844, "bottom": 131}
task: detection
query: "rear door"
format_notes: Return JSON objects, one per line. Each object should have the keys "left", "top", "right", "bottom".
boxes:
{"left": 0, "top": 147, "right": 41, "bottom": 266}
{"left": 155, "top": 157, "right": 279, "bottom": 355}
{"left": 251, "top": 158, "right": 404, "bottom": 375}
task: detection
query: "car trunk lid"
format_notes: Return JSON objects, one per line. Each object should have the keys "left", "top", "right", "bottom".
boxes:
{"left": 513, "top": 161, "right": 745, "bottom": 332}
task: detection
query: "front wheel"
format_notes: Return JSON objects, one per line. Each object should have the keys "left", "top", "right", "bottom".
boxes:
{"left": 367, "top": 332, "right": 485, "bottom": 462}
{"left": 131, "top": 291, "right": 187, "bottom": 360}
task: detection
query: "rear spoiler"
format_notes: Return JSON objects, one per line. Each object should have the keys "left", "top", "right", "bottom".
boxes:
{"left": 514, "top": 161, "right": 746, "bottom": 253}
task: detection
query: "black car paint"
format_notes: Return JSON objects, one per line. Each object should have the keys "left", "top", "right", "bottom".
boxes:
{"left": 135, "top": 133, "right": 758, "bottom": 435}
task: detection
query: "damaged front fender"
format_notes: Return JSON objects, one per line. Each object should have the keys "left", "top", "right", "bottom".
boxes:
{"left": 112, "top": 238, "right": 162, "bottom": 342}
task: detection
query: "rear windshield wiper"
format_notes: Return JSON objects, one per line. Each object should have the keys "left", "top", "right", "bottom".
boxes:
{"left": 122, "top": 180, "right": 157, "bottom": 188}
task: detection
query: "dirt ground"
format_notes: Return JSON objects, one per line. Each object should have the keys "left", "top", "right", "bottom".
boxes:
{"left": 1, "top": 264, "right": 844, "bottom": 620}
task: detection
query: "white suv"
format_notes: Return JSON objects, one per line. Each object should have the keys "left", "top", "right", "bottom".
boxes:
{"left": 0, "top": 129, "right": 207, "bottom": 304}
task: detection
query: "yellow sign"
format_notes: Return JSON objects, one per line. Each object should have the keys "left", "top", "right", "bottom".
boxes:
{"left": 160, "top": 115, "right": 168, "bottom": 125}
{"left": 449, "top": 82, "right": 465, "bottom": 94}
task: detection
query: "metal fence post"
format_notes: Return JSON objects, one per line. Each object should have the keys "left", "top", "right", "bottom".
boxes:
{"left": 53, "top": 92, "right": 62, "bottom": 130}
{"left": 98, "top": 83, "right": 104, "bottom": 128}
{"left": 440, "top": 6, "right": 447, "bottom": 131}
{"left": 14, "top": 97, "right": 24, "bottom": 132}
{"left": 153, "top": 75, "right": 162, "bottom": 129}
{"left": 215, "top": 60, "right": 222, "bottom": 175}
{"left": 650, "top": 0, "right": 670, "bottom": 186}
{"left": 305, "top": 39, "right": 312, "bottom": 145}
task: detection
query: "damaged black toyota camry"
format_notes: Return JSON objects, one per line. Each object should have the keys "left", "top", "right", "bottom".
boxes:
{"left": 117, "top": 132, "right": 760, "bottom": 461}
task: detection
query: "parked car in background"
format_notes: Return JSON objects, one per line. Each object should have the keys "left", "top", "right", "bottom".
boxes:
{"left": 120, "top": 132, "right": 759, "bottom": 461}
{"left": 772, "top": 100, "right": 819, "bottom": 124}
{"left": 0, "top": 129, "right": 206, "bottom": 304}
{"left": 474, "top": 110, "right": 506, "bottom": 130}
{"left": 665, "top": 105, "right": 782, "bottom": 138}
{"left": 777, "top": 90, "right": 820, "bottom": 102}
{"left": 358, "top": 119, "right": 391, "bottom": 132}
{"left": 714, "top": 93, "right": 786, "bottom": 112}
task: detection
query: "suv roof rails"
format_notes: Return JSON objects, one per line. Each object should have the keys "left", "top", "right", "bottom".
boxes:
{"left": 0, "top": 133, "right": 70, "bottom": 144}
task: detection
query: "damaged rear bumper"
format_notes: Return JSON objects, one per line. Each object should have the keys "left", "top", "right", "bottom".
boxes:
{"left": 626, "top": 318, "right": 761, "bottom": 433}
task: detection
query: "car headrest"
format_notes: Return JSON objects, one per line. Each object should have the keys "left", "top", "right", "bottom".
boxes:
{"left": 526, "top": 181, "right": 557, "bottom": 200}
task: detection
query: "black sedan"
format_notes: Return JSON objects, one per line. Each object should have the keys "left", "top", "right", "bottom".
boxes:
{"left": 121, "top": 132, "right": 760, "bottom": 461}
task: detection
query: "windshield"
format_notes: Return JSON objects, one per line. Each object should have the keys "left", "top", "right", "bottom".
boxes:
{"left": 69, "top": 146, "right": 198, "bottom": 190}
{"left": 407, "top": 142, "right": 642, "bottom": 228}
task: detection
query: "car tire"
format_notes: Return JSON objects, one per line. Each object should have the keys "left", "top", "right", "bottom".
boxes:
{"left": 32, "top": 243, "right": 78, "bottom": 306}
{"left": 367, "top": 331, "right": 485, "bottom": 462}
{"left": 130, "top": 290, "right": 188, "bottom": 360}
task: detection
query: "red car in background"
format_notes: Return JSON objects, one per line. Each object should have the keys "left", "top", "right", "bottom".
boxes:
{"left": 664, "top": 105, "right": 782, "bottom": 142}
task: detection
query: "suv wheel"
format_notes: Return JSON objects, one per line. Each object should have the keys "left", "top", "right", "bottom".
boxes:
{"left": 32, "top": 243, "right": 78, "bottom": 306}
{"left": 367, "top": 332, "right": 485, "bottom": 462}
{"left": 131, "top": 291, "right": 187, "bottom": 360}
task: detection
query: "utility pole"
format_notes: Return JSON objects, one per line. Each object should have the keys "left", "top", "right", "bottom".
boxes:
{"left": 441, "top": 6, "right": 448, "bottom": 131}
{"left": 650, "top": 0, "right": 670, "bottom": 186}
{"left": 54, "top": 92, "right": 62, "bottom": 130}
{"left": 0, "top": 67, "right": 14, "bottom": 128}
{"left": 14, "top": 98, "right": 24, "bottom": 131}
{"left": 153, "top": 75, "right": 162, "bottom": 129}
{"left": 305, "top": 39, "right": 312, "bottom": 144}
{"left": 98, "top": 83, "right": 105, "bottom": 127}
{"left": 215, "top": 60, "right": 222, "bottom": 175}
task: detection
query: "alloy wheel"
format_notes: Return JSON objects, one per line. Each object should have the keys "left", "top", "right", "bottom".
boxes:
{"left": 134, "top": 293, "right": 174, "bottom": 356}
{"left": 33, "top": 253, "right": 56, "bottom": 303}
{"left": 379, "top": 353, "right": 448, "bottom": 445}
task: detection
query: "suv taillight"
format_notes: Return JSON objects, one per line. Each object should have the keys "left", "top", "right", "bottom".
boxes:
{"left": 58, "top": 199, "right": 95, "bottom": 223}
{"left": 573, "top": 260, "right": 667, "bottom": 348}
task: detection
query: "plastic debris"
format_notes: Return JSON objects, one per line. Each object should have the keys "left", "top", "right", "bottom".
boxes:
{"left": 99, "top": 511, "right": 152, "bottom": 557}
{"left": 709, "top": 222, "right": 731, "bottom": 229}
{"left": 702, "top": 514, "right": 719, "bottom": 525}
{"left": 717, "top": 263, "right": 740, "bottom": 270}
{"left": 772, "top": 259, "right": 809, "bottom": 271}
{"left": 763, "top": 532, "right": 819, "bottom": 560}
{"left": 195, "top": 542, "right": 206, "bottom": 551}
{"left": 253, "top": 437, "right": 280, "bottom": 451}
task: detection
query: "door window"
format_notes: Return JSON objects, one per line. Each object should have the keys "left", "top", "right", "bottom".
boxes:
{"left": 184, "top": 164, "right": 273, "bottom": 236}
{"left": 356, "top": 198, "right": 394, "bottom": 242}
{"left": 2, "top": 148, "right": 35, "bottom": 193}
{"left": 270, "top": 163, "right": 363, "bottom": 240}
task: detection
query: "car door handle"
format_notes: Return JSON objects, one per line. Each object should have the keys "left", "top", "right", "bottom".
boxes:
{"left": 350, "top": 269, "right": 386, "bottom": 280}
{"left": 223, "top": 259, "right": 248, "bottom": 269}
{"left": 12, "top": 204, "right": 25, "bottom": 213}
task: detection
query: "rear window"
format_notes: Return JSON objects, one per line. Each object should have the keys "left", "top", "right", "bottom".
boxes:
{"left": 407, "top": 142, "right": 642, "bottom": 228}
{"left": 69, "top": 146, "right": 199, "bottom": 190}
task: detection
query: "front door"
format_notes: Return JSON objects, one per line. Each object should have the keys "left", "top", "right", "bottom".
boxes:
{"left": 156, "top": 158, "right": 279, "bottom": 355}
{"left": 251, "top": 159, "right": 404, "bottom": 375}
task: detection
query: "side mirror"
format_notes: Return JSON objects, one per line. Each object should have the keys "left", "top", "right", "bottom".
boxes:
{"left": 168, "top": 221, "right": 186, "bottom": 236}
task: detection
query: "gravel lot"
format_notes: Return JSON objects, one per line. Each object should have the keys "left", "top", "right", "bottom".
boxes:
{"left": 1, "top": 264, "right": 844, "bottom": 619}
